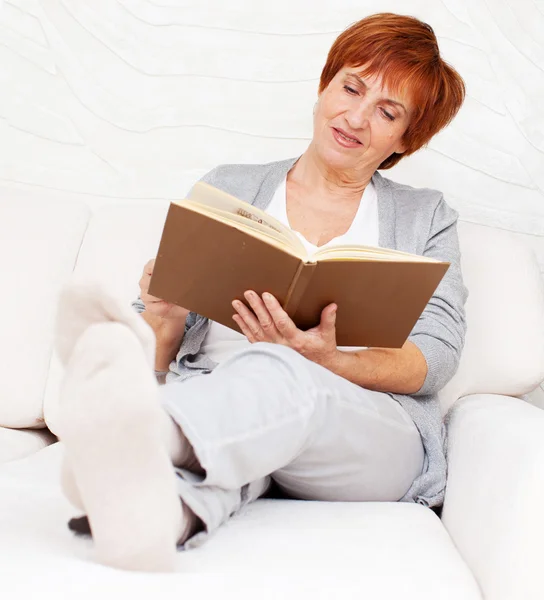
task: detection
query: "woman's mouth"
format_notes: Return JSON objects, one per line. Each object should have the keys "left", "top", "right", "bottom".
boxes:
{"left": 332, "top": 127, "right": 362, "bottom": 148}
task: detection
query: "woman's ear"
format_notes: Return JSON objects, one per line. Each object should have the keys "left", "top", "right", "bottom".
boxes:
{"left": 394, "top": 138, "right": 408, "bottom": 154}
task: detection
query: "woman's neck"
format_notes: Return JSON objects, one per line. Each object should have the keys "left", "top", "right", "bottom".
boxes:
{"left": 288, "top": 146, "right": 374, "bottom": 203}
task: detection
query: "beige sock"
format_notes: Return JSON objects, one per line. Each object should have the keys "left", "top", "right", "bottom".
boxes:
{"left": 60, "top": 383, "right": 203, "bottom": 539}
{"left": 60, "top": 453, "right": 84, "bottom": 511}
{"left": 55, "top": 278, "right": 202, "bottom": 557}
{"left": 61, "top": 414, "right": 204, "bottom": 518}
{"left": 56, "top": 319, "right": 185, "bottom": 572}
{"left": 55, "top": 277, "right": 156, "bottom": 370}
{"left": 55, "top": 276, "right": 160, "bottom": 522}
{"left": 63, "top": 436, "right": 201, "bottom": 548}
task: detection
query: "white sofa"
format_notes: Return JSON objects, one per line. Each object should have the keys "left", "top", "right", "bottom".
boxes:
{"left": 1, "top": 188, "right": 544, "bottom": 600}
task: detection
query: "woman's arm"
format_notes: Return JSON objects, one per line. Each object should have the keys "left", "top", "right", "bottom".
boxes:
{"left": 131, "top": 258, "right": 190, "bottom": 374}
{"left": 233, "top": 293, "right": 428, "bottom": 395}
{"left": 324, "top": 341, "right": 427, "bottom": 395}
{"left": 232, "top": 196, "right": 466, "bottom": 397}
{"left": 324, "top": 196, "right": 468, "bottom": 397}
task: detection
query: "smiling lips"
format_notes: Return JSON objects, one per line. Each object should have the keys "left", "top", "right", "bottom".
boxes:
{"left": 333, "top": 127, "right": 362, "bottom": 147}
{"left": 335, "top": 127, "right": 361, "bottom": 143}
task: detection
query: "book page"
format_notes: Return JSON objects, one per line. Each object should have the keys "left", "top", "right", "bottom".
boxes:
{"left": 175, "top": 201, "right": 308, "bottom": 260}
{"left": 310, "top": 244, "right": 441, "bottom": 263}
{"left": 180, "top": 181, "right": 305, "bottom": 253}
{"left": 183, "top": 200, "right": 307, "bottom": 255}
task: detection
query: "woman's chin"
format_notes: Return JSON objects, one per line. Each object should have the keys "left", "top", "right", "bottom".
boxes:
{"left": 319, "top": 144, "right": 363, "bottom": 168}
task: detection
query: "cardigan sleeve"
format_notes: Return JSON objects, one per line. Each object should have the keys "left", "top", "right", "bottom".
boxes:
{"left": 408, "top": 196, "right": 469, "bottom": 396}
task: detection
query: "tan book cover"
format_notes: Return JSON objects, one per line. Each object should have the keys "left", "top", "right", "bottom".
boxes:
{"left": 149, "top": 182, "right": 449, "bottom": 347}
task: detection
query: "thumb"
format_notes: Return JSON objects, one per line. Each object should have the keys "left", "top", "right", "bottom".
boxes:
{"left": 322, "top": 304, "right": 337, "bottom": 328}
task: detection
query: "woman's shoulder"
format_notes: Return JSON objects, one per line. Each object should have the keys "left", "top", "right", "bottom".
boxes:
{"left": 200, "top": 160, "right": 274, "bottom": 184}
{"left": 373, "top": 171, "right": 459, "bottom": 221}
{"left": 374, "top": 171, "right": 443, "bottom": 203}
{"left": 198, "top": 157, "right": 296, "bottom": 202}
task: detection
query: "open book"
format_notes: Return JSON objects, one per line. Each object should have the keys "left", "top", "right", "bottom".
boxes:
{"left": 148, "top": 182, "right": 449, "bottom": 347}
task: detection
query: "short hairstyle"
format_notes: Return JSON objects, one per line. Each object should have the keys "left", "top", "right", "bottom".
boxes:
{"left": 318, "top": 13, "right": 465, "bottom": 169}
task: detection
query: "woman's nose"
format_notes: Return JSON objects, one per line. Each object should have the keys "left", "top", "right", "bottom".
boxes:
{"left": 346, "top": 102, "right": 372, "bottom": 130}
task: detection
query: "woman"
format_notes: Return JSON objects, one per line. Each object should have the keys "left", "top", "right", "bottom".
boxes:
{"left": 55, "top": 13, "right": 468, "bottom": 572}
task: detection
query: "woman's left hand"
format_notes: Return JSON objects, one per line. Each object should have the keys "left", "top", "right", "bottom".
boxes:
{"left": 232, "top": 290, "right": 339, "bottom": 368}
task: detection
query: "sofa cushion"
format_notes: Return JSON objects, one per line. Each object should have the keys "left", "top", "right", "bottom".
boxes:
{"left": 0, "top": 189, "right": 90, "bottom": 428}
{"left": 44, "top": 204, "right": 168, "bottom": 434}
{"left": 0, "top": 426, "right": 56, "bottom": 463}
{"left": 439, "top": 221, "right": 544, "bottom": 416}
{"left": 0, "top": 443, "right": 481, "bottom": 599}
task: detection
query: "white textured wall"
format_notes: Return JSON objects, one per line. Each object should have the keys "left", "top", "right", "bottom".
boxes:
{"left": 1, "top": 0, "right": 543, "bottom": 267}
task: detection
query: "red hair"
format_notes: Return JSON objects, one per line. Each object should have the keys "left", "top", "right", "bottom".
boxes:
{"left": 319, "top": 13, "right": 465, "bottom": 169}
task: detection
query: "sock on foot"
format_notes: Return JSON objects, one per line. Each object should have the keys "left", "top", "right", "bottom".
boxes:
{"left": 55, "top": 277, "right": 156, "bottom": 370}
{"left": 68, "top": 501, "right": 202, "bottom": 546}
{"left": 57, "top": 320, "right": 185, "bottom": 572}
{"left": 55, "top": 277, "right": 160, "bottom": 517}
{"left": 61, "top": 453, "right": 84, "bottom": 511}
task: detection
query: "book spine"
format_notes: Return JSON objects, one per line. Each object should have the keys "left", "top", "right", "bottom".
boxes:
{"left": 284, "top": 262, "right": 317, "bottom": 317}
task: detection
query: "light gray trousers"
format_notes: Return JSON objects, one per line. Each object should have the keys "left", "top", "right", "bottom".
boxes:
{"left": 159, "top": 342, "right": 424, "bottom": 550}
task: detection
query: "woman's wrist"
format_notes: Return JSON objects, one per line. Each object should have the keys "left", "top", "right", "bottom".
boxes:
{"left": 314, "top": 348, "right": 344, "bottom": 373}
{"left": 156, "top": 316, "right": 187, "bottom": 340}
{"left": 142, "top": 311, "right": 187, "bottom": 371}
{"left": 153, "top": 324, "right": 186, "bottom": 371}
{"left": 143, "top": 310, "right": 187, "bottom": 339}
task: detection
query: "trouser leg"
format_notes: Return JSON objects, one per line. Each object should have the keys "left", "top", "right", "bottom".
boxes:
{"left": 160, "top": 342, "right": 424, "bottom": 549}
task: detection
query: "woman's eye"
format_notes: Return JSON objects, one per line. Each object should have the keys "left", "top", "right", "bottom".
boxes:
{"left": 381, "top": 108, "right": 395, "bottom": 121}
{"left": 343, "top": 85, "right": 358, "bottom": 95}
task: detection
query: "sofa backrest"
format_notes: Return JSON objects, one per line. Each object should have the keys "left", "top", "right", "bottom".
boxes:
{"left": 0, "top": 190, "right": 90, "bottom": 428}
{"left": 439, "top": 221, "right": 544, "bottom": 416}
{"left": 43, "top": 203, "right": 170, "bottom": 435}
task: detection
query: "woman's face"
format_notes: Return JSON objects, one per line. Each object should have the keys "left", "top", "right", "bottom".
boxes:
{"left": 313, "top": 66, "right": 413, "bottom": 173}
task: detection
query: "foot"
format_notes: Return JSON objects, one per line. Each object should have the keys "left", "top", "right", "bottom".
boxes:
{"left": 56, "top": 318, "right": 184, "bottom": 572}
{"left": 61, "top": 453, "right": 84, "bottom": 511}
{"left": 54, "top": 278, "right": 156, "bottom": 516}
{"left": 55, "top": 277, "right": 156, "bottom": 369}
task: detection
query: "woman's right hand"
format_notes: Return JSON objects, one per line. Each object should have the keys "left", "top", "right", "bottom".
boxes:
{"left": 139, "top": 259, "right": 190, "bottom": 321}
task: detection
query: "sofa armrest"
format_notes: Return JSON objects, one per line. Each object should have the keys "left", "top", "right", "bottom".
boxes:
{"left": 0, "top": 427, "right": 57, "bottom": 463}
{"left": 442, "top": 394, "right": 544, "bottom": 600}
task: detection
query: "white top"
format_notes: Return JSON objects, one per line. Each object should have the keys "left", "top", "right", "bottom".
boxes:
{"left": 201, "top": 177, "right": 379, "bottom": 363}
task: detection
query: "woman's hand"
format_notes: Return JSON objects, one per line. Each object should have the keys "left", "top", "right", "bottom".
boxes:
{"left": 232, "top": 290, "right": 340, "bottom": 368}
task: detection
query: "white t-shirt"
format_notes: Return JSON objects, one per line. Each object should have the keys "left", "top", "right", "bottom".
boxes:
{"left": 200, "top": 176, "right": 379, "bottom": 363}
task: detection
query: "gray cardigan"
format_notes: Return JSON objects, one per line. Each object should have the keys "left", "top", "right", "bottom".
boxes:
{"left": 133, "top": 155, "right": 468, "bottom": 508}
